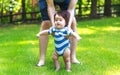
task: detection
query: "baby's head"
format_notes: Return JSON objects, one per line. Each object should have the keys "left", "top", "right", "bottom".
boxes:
{"left": 54, "top": 10, "right": 70, "bottom": 29}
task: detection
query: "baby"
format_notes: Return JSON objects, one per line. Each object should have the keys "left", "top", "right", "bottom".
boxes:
{"left": 37, "top": 10, "right": 81, "bottom": 72}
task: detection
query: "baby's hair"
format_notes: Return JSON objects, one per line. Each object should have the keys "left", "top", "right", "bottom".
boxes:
{"left": 54, "top": 10, "right": 70, "bottom": 26}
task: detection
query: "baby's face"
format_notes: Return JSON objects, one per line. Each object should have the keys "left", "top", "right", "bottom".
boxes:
{"left": 54, "top": 14, "right": 66, "bottom": 29}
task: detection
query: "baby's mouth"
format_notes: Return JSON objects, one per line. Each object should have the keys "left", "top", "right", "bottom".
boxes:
{"left": 57, "top": 24, "right": 60, "bottom": 26}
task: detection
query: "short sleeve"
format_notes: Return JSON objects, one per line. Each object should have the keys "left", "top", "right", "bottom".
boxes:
{"left": 48, "top": 27, "right": 56, "bottom": 35}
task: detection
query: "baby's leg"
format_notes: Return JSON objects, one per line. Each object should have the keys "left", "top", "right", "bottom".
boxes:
{"left": 63, "top": 49, "right": 71, "bottom": 72}
{"left": 52, "top": 51, "right": 60, "bottom": 71}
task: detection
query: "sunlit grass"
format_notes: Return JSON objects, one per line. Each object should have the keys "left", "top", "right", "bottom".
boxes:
{"left": 0, "top": 17, "right": 120, "bottom": 75}
{"left": 105, "top": 67, "right": 120, "bottom": 75}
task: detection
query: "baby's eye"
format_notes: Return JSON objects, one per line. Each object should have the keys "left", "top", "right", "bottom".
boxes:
{"left": 59, "top": 19, "right": 62, "bottom": 21}
{"left": 55, "top": 19, "right": 58, "bottom": 21}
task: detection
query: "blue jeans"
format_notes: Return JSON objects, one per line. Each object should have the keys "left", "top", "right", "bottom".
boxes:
{"left": 39, "top": 0, "right": 70, "bottom": 21}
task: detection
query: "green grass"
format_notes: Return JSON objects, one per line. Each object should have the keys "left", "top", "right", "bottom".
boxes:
{"left": 0, "top": 17, "right": 120, "bottom": 75}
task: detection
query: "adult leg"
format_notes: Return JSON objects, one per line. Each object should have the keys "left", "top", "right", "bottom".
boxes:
{"left": 52, "top": 50, "right": 60, "bottom": 71}
{"left": 70, "top": 17, "right": 80, "bottom": 64}
{"left": 37, "top": 20, "right": 51, "bottom": 66}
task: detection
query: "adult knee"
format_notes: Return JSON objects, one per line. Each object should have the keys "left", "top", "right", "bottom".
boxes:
{"left": 41, "top": 21, "right": 51, "bottom": 30}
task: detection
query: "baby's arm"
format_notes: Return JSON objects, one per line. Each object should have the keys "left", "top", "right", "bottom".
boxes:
{"left": 36, "top": 30, "right": 49, "bottom": 38}
{"left": 71, "top": 32, "right": 82, "bottom": 41}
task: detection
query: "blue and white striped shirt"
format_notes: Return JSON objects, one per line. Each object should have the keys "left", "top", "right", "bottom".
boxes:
{"left": 48, "top": 27, "right": 72, "bottom": 55}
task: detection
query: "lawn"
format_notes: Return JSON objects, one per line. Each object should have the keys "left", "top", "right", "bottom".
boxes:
{"left": 0, "top": 17, "right": 120, "bottom": 75}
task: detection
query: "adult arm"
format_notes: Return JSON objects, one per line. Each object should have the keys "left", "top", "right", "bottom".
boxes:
{"left": 67, "top": 0, "right": 78, "bottom": 28}
{"left": 46, "top": 0, "right": 56, "bottom": 26}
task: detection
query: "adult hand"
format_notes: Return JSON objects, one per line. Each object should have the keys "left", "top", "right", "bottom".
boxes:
{"left": 36, "top": 33, "right": 40, "bottom": 38}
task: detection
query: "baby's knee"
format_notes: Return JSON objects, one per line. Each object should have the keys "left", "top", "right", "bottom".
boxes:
{"left": 52, "top": 55, "right": 58, "bottom": 60}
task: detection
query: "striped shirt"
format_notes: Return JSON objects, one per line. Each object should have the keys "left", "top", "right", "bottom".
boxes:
{"left": 48, "top": 27, "right": 72, "bottom": 55}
